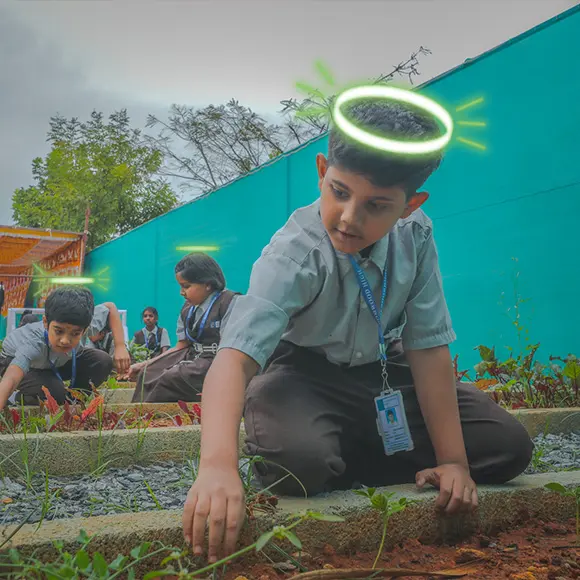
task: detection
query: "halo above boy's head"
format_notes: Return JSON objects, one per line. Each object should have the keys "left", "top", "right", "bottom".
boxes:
{"left": 332, "top": 85, "right": 453, "bottom": 156}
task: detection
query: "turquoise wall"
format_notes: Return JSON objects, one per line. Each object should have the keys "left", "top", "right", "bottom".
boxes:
{"left": 85, "top": 7, "right": 580, "bottom": 371}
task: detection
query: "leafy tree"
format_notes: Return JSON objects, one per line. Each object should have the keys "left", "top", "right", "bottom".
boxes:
{"left": 12, "top": 110, "right": 179, "bottom": 250}
{"left": 146, "top": 47, "right": 432, "bottom": 196}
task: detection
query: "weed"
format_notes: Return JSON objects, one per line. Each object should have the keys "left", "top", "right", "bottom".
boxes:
{"left": 544, "top": 482, "right": 580, "bottom": 542}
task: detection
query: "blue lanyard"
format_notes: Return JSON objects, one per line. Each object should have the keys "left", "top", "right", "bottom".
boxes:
{"left": 184, "top": 292, "right": 221, "bottom": 343}
{"left": 143, "top": 328, "right": 159, "bottom": 351}
{"left": 44, "top": 330, "right": 76, "bottom": 388}
{"left": 348, "top": 256, "right": 388, "bottom": 362}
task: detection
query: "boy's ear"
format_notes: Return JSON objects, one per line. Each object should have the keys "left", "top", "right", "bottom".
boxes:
{"left": 42, "top": 315, "right": 49, "bottom": 330}
{"left": 401, "top": 191, "right": 429, "bottom": 218}
{"left": 316, "top": 153, "right": 328, "bottom": 189}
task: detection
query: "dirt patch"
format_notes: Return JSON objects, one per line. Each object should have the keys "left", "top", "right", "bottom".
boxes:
{"left": 223, "top": 518, "right": 579, "bottom": 579}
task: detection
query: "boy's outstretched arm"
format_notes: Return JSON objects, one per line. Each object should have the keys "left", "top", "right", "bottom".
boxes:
{"left": 102, "top": 302, "right": 131, "bottom": 373}
{"left": 0, "top": 366, "right": 25, "bottom": 411}
{"left": 182, "top": 348, "right": 259, "bottom": 563}
{"left": 406, "top": 345, "right": 478, "bottom": 514}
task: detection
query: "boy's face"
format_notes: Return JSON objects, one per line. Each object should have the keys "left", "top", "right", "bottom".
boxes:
{"left": 176, "top": 272, "right": 212, "bottom": 306}
{"left": 43, "top": 317, "right": 85, "bottom": 353}
{"left": 143, "top": 310, "right": 157, "bottom": 329}
{"left": 317, "top": 154, "right": 428, "bottom": 255}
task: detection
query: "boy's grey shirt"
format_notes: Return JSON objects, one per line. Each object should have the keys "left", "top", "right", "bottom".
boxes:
{"left": 219, "top": 199, "right": 456, "bottom": 369}
{"left": 1, "top": 321, "right": 75, "bottom": 373}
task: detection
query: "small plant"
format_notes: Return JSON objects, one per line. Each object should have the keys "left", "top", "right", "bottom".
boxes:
{"left": 354, "top": 487, "right": 413, "bottom": 569}
{"left": 544, "top": 482, "right": 580, "bottom": 542}
{"left": 455, "top": 346, "right": 580, "bottom": 410}
{"left": 128, "top": 339, "right": 150, "bottom": 364}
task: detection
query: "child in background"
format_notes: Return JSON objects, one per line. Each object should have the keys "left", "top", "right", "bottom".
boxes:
{"left": 84, "top": 302, "right": 131, "bottom": 375}
{"left": 0, "top": 287, "right": 113, "bottom": 408}
{"left": 18, "top": 310, "right": 41, "bottom": 327}
{"left": 132, "top": 307, "right": 170, "bottom": 359}
{"left": 129, "top": 253, "right": 238, "bottom": 403}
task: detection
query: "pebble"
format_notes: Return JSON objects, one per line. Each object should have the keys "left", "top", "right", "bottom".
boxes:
{"left": 525, "top": 432, "right": 580, "bottom": 474}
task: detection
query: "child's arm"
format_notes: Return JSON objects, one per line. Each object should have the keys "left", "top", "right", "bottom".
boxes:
{"left": 0, "top": 366, "right": 25, "bottom": 410}
{"left": 407, "top": 345, "right": 477, "bottom": 514}
{"left": 182, "top": 348, "right": 258, "bottom": 563}
{"left": 102, "top": 302, "right": 131, "bottom": 374}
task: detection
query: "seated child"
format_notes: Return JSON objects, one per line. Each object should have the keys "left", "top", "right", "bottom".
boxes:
{"left": 132, "top": 307, "right": 170, "bottom": 360}
{"left": 0, "top": 286, "right": 114, "bottom": 408}
{"left": 129, "top": 253, "right": 238, "bottom": 403}
{"left": 182, "top": 98, "right": 535, "bottom": 561}
{"left": 83, "top": 302, "right": 131, "bottom": 374}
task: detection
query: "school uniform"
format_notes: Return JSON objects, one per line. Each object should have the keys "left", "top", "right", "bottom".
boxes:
{"left": 133, "top": 326, "right": 171, "bottom": 359}
{"left": 131, "top": 290, "right": 239, "bottom": 403}
{"left": 0, "top": 321, "right": 113, "bottom": 406}
{"left": 219, "top": 199, "right": 534, "bottom": 496}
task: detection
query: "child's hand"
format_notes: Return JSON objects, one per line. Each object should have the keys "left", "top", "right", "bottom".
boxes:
{"left": 415, "top": 463, "right": 478, "bottom": 514}
{"left": 124, "top": 362, "right": 145, "bottom": 381}
{"left": 182, "top": 465, "right": 245, "bottom": 564}
{"left": 113, "top": 345, "right": 131, "bottom": 374}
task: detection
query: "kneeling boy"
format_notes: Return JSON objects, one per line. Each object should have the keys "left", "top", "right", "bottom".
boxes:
{"left": 183, "top": 98, "right": 534, "bottom": 562}
{"left": 0, "top": 287, "right": 114, "bottom": 408}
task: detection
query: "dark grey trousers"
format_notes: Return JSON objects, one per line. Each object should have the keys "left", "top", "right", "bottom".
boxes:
{"left": 243, "top": 341, "right": 534, "bottom": 496}
{"left": 12, "top": 348, "right": 113, "bottom": 405}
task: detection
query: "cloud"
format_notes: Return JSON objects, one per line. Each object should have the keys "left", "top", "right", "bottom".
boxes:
{"left": 0, "top": 6, "right": 168, "bottom": 223}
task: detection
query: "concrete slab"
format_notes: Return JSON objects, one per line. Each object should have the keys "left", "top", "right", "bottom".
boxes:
{"left": 511, "top": 407, "right": 580, "bottom": 437}
{"left": 0, "top": 426, "right": 245, "bottom": 477}
{"left": 1, "top": 471, "right": 578, "bottom": 573}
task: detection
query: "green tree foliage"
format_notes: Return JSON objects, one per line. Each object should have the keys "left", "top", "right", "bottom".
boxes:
{"left": 12, "top": 110, "right": 179, "bottom": 250}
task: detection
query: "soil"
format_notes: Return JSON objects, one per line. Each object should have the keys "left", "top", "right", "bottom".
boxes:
{"left": 220, "top": 518, "right": 580, "bottom": 580}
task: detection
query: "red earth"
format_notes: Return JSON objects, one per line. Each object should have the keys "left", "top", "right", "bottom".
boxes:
{"left": 218, "top": 518, "right": 579, "bottom": 580}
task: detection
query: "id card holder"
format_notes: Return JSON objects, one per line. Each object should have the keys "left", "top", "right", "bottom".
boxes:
{"left": 374, "top": 390, "right": 414, "bottom": 456}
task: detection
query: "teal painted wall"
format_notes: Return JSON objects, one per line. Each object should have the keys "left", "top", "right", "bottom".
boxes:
{"left": 85, "top": 7, "right": 580, "bottom": 370}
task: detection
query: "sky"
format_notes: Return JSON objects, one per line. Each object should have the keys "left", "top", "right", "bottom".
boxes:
{"left": 0, "top": 0, "right": 577, "bottom": 224}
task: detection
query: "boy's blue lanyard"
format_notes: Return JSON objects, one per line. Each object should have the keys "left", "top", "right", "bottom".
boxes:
{"left": 44, "top": 330, "right": 76, "bottom": 388}
{"left": 143, "top": 328, "right": 159, "bottom": 351}
{"left": 348, "top": 256, "right": 391, "bottom": 393}
{"left": 185, "top": 292, "right": 222, "bottom": 343}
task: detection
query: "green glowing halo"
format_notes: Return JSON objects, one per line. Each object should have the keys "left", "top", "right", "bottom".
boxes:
{"left": 332, "top": 85, "right": 453, "bottom": 155}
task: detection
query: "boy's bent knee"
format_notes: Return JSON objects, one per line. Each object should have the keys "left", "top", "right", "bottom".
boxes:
{"left": 247, "top": 438, "right": 345, "bottom": 497}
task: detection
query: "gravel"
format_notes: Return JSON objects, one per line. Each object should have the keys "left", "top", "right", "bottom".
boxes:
{"left": 1, "top": 432, "right": 578, "bottom": 525}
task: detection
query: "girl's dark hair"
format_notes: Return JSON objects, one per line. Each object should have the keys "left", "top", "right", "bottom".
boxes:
{"left": 175, "top": 253, "right": 225, "bottom": 291}
{"left": 328, "top": 99, "right": 443, "bottom": 198}
{"left": 142, "top": 306, "right": 159, "bottom": 318}
{"left": 44, "top": 286, "right": 94, "bottom": 329}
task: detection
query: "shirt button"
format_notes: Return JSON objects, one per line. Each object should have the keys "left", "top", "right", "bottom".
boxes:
{"left": 355, "top": 352, "right": 363, "bottom": 359}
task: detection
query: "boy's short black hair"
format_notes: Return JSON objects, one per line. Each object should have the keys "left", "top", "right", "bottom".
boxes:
{"left": 175, "top": 253, "right": 226, "bottom": 291}
{"left": 142, "top": 306, "right": 159, "bottom": 318}
{"left": 328, "top": 98, "right": 443, "bottom": 197}
{"left": 44, "top": 286, "right": 94, "bottom": 329}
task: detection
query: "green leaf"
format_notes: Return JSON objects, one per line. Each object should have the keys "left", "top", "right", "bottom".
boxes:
{"left": 130, "top": 542, "right": 151, "bottom": 559}
{"left": 73, "top": 549, "right": 90, "bottom": 570}
{"left": 477, "top": 345, "right": 495, "bottom": 362}
{"left": 545, "top": 482, "right": 568, "bottom": 494}
{"left": 76, "top": 529, "right": 91, "bottom": 545}
{"left": 109, "top": 555, "right": 128, "bottom": 570}
{"left": 563, "top": 361, "right": 580, "bottom": 380}
{"left": 8, "top": 549, "right": 22, "bottom": 564}
{"left": 128, "top": 570, "right": 136, "bottom": 580}
{"left": 144, "top": 571, "right": 175, "bottom": 579}
{"left": 307, "top": 512, "right": 345, "bottom": 522}
{"left": 92, "top": 552, "right": 108, "bottom": 576}
{"left": 283, "top": 530, "right": 303, "bottom": 550}
{"left": 255, "top": 531, "right": 275, "bottom": 552}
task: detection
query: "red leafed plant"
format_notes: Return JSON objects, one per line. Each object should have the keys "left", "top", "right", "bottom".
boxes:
{"left": 177, "top": 400, "right": 202, "bottom": 423}
{"left": 9, "top": 409, "right": 21, "bottom": 427}
{"left": 80, "top": 396, "right": 104, "bottom": 423}
{"left": 41, "top": 387, "right": 60, "bottom": 416}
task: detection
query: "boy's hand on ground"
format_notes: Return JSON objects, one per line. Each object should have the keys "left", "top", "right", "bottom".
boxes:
{"left": 113, "top": 346, "right": 131, "bottom": 374}
{"left": 182, "top": 466, "right": 245, "bottom": 564}
{"left": 415, "top": 463, "right": 478, "bottom": 514}
{"left": 123, "top": 362, "right": 145, "bottom": 381}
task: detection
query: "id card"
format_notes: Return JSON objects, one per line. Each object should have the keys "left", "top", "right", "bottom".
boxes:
{"left": 374, "top": 390, "right": 414, "bottom": 456}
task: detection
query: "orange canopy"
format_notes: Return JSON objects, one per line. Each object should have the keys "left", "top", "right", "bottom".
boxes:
{"left": 0, "top": 225, "right": 86, "bottom": 315}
